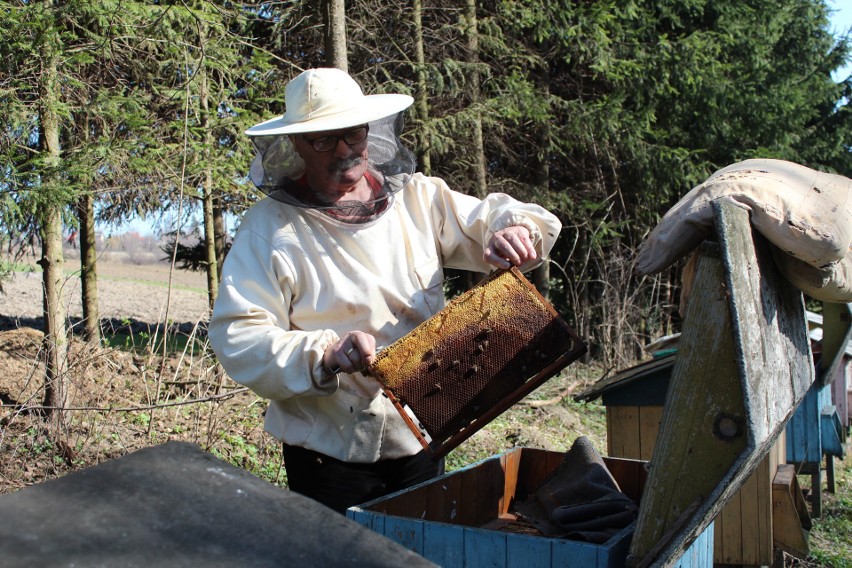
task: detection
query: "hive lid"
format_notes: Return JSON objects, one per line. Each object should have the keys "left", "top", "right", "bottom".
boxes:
{"left": 368, "top": 267, "right": 587, "bottom": 459}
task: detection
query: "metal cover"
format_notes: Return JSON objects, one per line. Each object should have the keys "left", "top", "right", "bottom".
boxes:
{"left": 368, "top": 267, "right": 587, "bottom": 458}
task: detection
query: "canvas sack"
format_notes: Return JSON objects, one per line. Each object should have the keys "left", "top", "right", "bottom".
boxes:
{"left": 636, "top": 159, "right": 852, "bottom": 302}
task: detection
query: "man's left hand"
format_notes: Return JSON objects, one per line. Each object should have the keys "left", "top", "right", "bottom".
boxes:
{"left": 484, "top": 226, "right": 537, "bottom": 269}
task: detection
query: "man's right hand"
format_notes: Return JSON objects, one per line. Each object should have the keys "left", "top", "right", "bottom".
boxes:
{"left": 323, "top": 331, "right": 377, "bottom": 374}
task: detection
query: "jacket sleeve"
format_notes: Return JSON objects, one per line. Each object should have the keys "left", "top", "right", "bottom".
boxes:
{"left": 208, "top": 226, "right": 339, "bottom": 401}
{"left": 424, "top": 176, "right": 562, "bottom": 273}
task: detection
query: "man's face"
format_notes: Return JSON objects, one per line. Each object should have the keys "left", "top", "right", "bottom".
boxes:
{"left": 292, "top": 125, "right": 370, "bottom": 201}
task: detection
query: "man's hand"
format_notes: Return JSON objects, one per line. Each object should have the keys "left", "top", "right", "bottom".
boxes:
{"left": 484, "top": 226, "right": 537, "bottom": 269}
{"left": 323, "top": 331, "right": 377, "bottom": 374}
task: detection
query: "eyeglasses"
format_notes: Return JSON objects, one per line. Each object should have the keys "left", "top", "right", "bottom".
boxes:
{"left": 301, "top": 125, "right": 369, "bottom": 153}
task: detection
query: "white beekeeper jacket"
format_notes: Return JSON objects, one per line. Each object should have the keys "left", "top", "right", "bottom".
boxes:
{"left": 209, "top": 173, "right": 562, "bottom": 463}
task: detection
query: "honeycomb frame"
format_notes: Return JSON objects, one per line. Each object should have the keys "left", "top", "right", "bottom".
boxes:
{"left": 368, "top": 267, "right": 587, "bottom": 459}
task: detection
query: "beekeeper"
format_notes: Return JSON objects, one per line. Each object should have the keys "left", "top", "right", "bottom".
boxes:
{"left": 208, "top": 67, "right": 562, "bottom": 513}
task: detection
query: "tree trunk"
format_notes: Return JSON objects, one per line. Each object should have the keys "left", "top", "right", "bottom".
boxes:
{"left": 323, "top": 0, "right": 348, "bottom": 71}
{"left": 213, "top": 198, "right": 226, "bottom": 281}
{"left": 412, "top": 0, "right": 431, "bottom": 174}
{"left": 36, "top": 0, "right": 69, "bottom": 426}
{"left": 464, "top": 0, "right": 487, "bottom": 198}
{"left": 531, "top": 75, "right": 552, "bottom": 300}
{"left": 199, "top": 53, "right": 218, "bottom": 312}
{"left": 78, "top": 193, "right": 100, "bottom": 342}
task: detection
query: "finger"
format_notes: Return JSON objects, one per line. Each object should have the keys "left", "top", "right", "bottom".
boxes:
{"left": 484, "top": 247, "right": 511, "bottom": 269}
{"left": 496, "top": 236, "right": 523, "bottom": 266}
{"left": 518, "top": 235, "right": 538, "bottom": 262}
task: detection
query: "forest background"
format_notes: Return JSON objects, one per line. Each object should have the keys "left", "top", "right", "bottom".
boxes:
{"left": 2, "top": 0, "right": 851, "bottom": 367}
{"left": 0, "top": 1, "right": 850, "bottom": 562}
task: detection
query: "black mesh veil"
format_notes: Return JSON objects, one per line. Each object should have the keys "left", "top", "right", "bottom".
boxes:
{"left": 247, "top": 112, "right": 416, "bottom": 223}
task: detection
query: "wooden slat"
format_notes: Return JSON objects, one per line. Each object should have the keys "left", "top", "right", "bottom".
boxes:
{"left": 738, "top": 465, "right": 760, "bottom": 565}
{"left": 384, "top": 516, "right": 425, "bottom": 556}
{"left": 500, "top": 450, "right": 523, "bottom": 516}
{"left": 608, "top": 406, "right": 642, "bottom": 459}
{"left": 628, "top": 242, "right": 746, "bottom": 567}
{"left": 515, "top": 448, "right": 551, "bottom": 497}
{"left": 464, "top": 526, "right": 508, "bottom": 568}
{"left": 757, "top": 450, "right": 774, "bottom": 563}
{"left": 423, "top": 522, "right": 465, "bottom": 566}
{"left": 638, "top": 406, "right": 663, "bottom": 460}
{"left": 718, "top": 487, "right": 742, "bottom": 564}
{"left": 505, "top": 533, "right": 553, "bottom": 568}
{"left": 603, "top": 457, "right": 647, "bottom": 505}
{"left": 425, "top": 468, "right": 450, "bottom": 521}
{"left": 552, "top": 535, "right": 601, "bottom": 566}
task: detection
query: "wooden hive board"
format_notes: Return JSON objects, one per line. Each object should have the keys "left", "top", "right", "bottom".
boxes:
{"left": 368, "top": 267, "right": 587, "bottom": 459}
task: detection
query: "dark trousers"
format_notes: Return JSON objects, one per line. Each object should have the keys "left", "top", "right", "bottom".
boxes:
{"left": 282, "top": 444, "right": 444, "bottom": 514}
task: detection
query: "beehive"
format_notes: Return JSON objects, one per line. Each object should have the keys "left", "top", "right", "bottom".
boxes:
{"left": 369, "top": 267, "right": 586, "bottom": 458}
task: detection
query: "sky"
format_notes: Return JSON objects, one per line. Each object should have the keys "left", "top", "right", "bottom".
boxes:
{"left": 114, "top": 3, "right": 852, "bottom": 238}
{"left": 829, "top": 0, "right": 852, "bottom": 81}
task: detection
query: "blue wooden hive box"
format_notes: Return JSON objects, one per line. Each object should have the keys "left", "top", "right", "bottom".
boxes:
{"left": 347, "top": 447, "right": 714, "bottom": 567}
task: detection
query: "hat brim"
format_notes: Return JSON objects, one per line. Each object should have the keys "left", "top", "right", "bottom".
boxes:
{"left": 245, "top": 94, "right": 414, "bottom": 137}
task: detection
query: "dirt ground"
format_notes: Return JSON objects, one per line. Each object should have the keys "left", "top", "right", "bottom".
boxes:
{"left": 1, "top": 251, "right": 210, "bottom": 327}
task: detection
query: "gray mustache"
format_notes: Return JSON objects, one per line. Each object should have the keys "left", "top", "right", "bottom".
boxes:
{"left": 329, "top": 157, "right": 363, "bottom": 174}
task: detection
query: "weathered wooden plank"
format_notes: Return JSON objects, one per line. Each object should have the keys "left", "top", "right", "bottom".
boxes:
{"left": 772, "top": 464, "right": 811, "bottom": 558}
{"left": 719, "top": 487, "right": 743, "bottom": 564}
{"left": 639, "top": 406, "right": 663, "bottom": 460}
{"left": 739, "top": 464, "right": 761, "bottom": 565}
{"left": 718, "top": 204, "right": 813, "bottom": 431}
{"left": 627, "top": 201, "right": 813, "bottom": 567}
{"left": 609, "top": 406, "right": 642, "bottom": 459}
{"left": 627, "top": 241, "right": 746, "bottom": 566}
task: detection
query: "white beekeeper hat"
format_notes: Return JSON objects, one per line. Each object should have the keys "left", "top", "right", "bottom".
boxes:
{"left": 246, "top": 67, "right": 413, "bottom": 136}
{"left": 245, "top": 68, "right": 417, "bottom": 222}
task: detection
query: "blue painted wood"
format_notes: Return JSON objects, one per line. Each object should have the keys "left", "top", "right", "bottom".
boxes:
{"left": 505, "top": 533, "right": 552, "bottom": 567}
{"left": 347, "top": 448, "right": 715, "bottom": 567}
{"left": 383, "top": 515, "right": 425, "bottom": 557}
{"left": 552, "top": 536, "right": 600, "bottom": 566}
{"left": 786, "top": 380, "right": 842, "bottom": 462}
{"left": 347, "top": 508, "right": 371, "bottom": 528}
{"left": 463, "top": 526, "right": 507, "bottom": 568}
{"left": 821, "top": 406, "right": 845, "bottom": 456}
{"left": 423, "top": 522, "right": 465, "bottom": 567}
{"left": 603, "top": 525, "right": 636, "bottom": 568}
